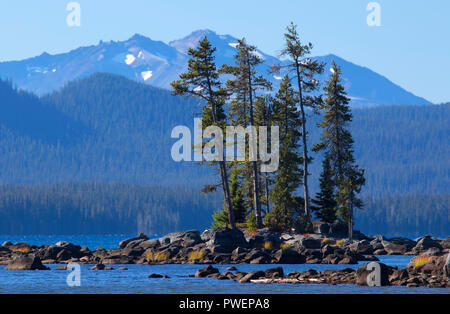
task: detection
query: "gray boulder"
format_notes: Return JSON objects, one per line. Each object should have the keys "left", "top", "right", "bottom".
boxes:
{"left": 159, "top": 230, "right": 202, "bottom": 247}
{"left": 413, "top": 235, "right": 442, "bottom": 253}
{"left": 139, "top": 239, "right": 160, "bottom": 250}
{"left": 247, "top": 229, "right": 282, "bottom": 248}
{"left": 349, "top": 240, "right": 374, "bottom": 255}
{"left": 264, "top": 267, "right": 284, "bottom": 278}
{"left": 388, "top": 237, "right": 416, "bottom": 249}
{"left": 195, "top": 265, "right": 219, "bottom": 278}
{"left": 369, "top": 239, "right": 384, "bottom": 251}
{"left": 208, "top": 228, "right": 248, "bottom": 253}
{"left": 300, "top": 237, "right": 321, "bottom": 250}
{"left": 183, "top": 231, "right": 202, "bottom": 247}
{"left": 5, "top": 254, "right": 50, "bottom": 270}
{"left": 118, "top": 233, "right": 148, "bottom": 249}
{"left": 239, "top": 270, "right": 266, "bottom": 283}
{"left": 382, "top": 240, "right": 409, "bottom": 255}
{"left": 274, "top": 249, "right": 306, "bottom": 264}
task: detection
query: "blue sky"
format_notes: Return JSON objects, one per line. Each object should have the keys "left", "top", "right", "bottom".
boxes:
{"left": 0, "top": 0, "right": 449, "bottom": 103}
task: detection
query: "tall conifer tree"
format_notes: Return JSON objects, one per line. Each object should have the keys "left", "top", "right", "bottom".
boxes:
{"left": 315, "top": 61, "right": 365, "bottom": 239}
{"left": 171, "top": 36, "right": 236, "bottom": 229}
{"left": 311, "top": 155, "right": 337, "bottom": 223}
{"left": 221, "top": 38, "right": 271, "bottom": 228}
{"left": 280, "top": 22, "right": 324, "bottom": 226}
{"left": 269, "top": 75, "right": 303, "bottom": 231}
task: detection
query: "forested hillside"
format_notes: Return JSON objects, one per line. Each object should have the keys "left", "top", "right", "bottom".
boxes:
{"left": 356, "top": 194, "right": 449, "bottom": 236}
{"left": 0, "top": 74, "right": 448, "bottom": 195}
{"left": 0, "top": 183, "right": 219, "bottom": 235}
{"left": 308, "top": 104, "right": 450, "bottom": 196}
{"left": 0, "top": 74, "right": 211, "bottom": 185}
{"left": 0, "top": 74, "right": 448, "bottom": 235}
{"left": 0, "top": 185, "right": 447, "bottom": 235}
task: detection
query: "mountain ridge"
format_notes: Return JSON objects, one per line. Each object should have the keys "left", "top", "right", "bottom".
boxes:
{"left": 0, "top": 29, "right": 431, "bottom": 107}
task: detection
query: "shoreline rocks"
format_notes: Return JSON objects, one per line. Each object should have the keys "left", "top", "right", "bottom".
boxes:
{"left": 1, "top": 230, "right": 449, "bottom": 267}
{"left": 1, "top": 230, "right": 448, "bottom": 268}
{"left": 5, "top": 254, "right": 50, "bottom": 270}
{"left": 1, "top": 230, "right": 449, "bottom": 289}
{"left": 192, "top": 259, "right": 450, "bottom": 288}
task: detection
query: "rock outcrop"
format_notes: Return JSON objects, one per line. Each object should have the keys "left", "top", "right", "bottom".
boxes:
{"left": 5, "top": 254, "right": 49, "bottom": 270}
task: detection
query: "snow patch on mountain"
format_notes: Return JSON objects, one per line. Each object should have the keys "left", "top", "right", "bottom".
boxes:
{"left": 141, "top": 71, "right": 153, "bottom": 81}
{"left": 125, "top": 54, "right": 136, "bottom": 65}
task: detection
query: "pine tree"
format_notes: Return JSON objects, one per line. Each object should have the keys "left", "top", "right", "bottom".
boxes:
{"left": 336, "top": 165, "right": 365, "bottom": 240}
{"left": 280, "top": 22, "right": 324, "bottom": 227}
{"left": 315, "top": 61, "right": 365, "bottom": 239}
{"left": 311, "top": 155, "right": 338, "bottom": 223}
{"left": 229, "top": 167, "right": 247, "bottom": 223}
{"left": 171, "top": 36, "right": 236, "bottom": 229}
{"left": 268, "top": 75, "right": 303, "bottom": 231}
{"left": 314, "top": 61, "right": 353, "bottom": 182}
{"left": 212, "top": 167, "right": 247, "bottom": 229}
{"left": 254, "top": 95, "right": 273, "bottom": 216}
{"left": 220, "top": 38, "right": 271, "bottom": 228}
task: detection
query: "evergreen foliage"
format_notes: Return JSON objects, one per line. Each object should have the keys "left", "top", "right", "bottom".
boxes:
{"left": 268, "top": 75, "right": 303, "bottom": 231}
{"left": 311, "top": 155, "right": 338, "bottom": 223}
{"left": 315, "top": 62, "right": 365, "bottom": 239}
{"left": 280, "top": 22, "right": 324, "bottom": 224}
{"left": 171, "top": 36, "right": 236, "bottom": 228}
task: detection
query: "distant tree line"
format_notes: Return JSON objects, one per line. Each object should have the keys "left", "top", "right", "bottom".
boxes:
{"left": 357, "top": 194, "right": 450, "bottom": 236}
{"left": 0, "top": 183, "right": 447, "bottom": 236}
{"left": 0, "top": 183, "right": 219, "bottom": 235}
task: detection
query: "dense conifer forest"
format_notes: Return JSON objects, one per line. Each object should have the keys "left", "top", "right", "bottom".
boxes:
{"left": 0, "top": 64, "right": 448, "bottom": 235}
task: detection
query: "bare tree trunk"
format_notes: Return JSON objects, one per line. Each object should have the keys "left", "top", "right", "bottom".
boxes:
{"left": 264, "top": 173, "right": 271, "bottom": 214}
{"left": 247, "top": 64, "right": 262, "bottom": 229}
{"left": 206, "top": 77, "right": 235, "bottom": 229}
{"left": 219, "top": 160, "right": 235, "bottom": 229}
{"left": 348, "top": 198, "right": 354, "bottom": 241}
{"left": 295, "top": 64, "right": 311, "bottom": 224}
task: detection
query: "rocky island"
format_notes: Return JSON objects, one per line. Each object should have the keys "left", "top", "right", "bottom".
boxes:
{"left": 1, "top": 223, "right": 449, "bottom": 289}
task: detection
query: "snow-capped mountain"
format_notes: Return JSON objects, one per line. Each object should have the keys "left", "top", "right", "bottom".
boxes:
{"left": 0, "top": 29, "right": 431, "bottom": 107}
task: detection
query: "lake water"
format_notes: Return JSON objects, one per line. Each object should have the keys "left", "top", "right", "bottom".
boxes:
{"left": 0, "top": 235, "right": 449, "bottom": 294}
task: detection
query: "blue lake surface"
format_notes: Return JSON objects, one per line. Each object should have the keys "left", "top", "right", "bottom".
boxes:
{"left": 0, "top": 235, "right": 449, "bottom": 294}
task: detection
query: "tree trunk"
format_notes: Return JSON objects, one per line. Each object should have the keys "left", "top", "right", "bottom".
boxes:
{"left": 295, "top": 64, "right": 311, "bottom": 224}
{"left": 206, "top": 77, "right": 235, "bottom": 229}
{"left": 219, "top": 160, "right": 235, "bottom": 229}
{"left": 348, "top": 200, "right": 354, "bottom": 241}
{"left": 247, "top": 52, "right": 262, "bottom": 229}
{"left": 264, "top": 173, "right": 271, "bottom": 215}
